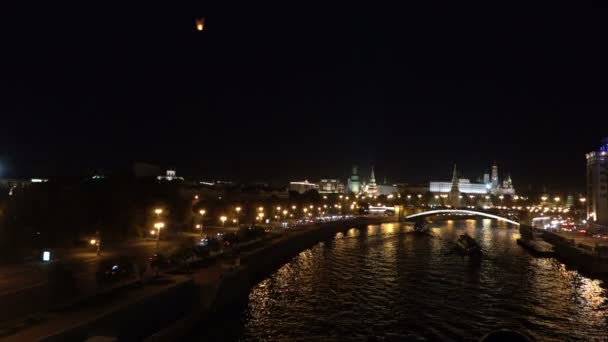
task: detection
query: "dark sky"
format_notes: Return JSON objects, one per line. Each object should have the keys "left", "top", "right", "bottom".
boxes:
{"left": 1, "top": 3, "right": 607, "bottom": 191}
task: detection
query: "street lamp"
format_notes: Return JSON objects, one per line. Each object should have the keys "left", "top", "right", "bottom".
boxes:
{"left": 154, "top": 208, "right": 163, "bottom": 221}
{"left": 235, "top": 206, "right": 241, "bottom": 229}
{"left": 154, "top": 222, "right": 165, "bottom": 252}
{"left": 220, "top": 216, "right": 227, "bottom": 227}
{"left": 199, "top": 209, "right": 206, "bottom": 237}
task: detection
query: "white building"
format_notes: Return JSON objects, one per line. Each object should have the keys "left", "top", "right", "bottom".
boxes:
{"left": 319, "top": 179, "right": 345, "bottom": 193}
{"left": 289, "top": 180, "right": 318, "bottom": 194}
{"left": 586, "top": 138, "right": 608, "bottom": 227}
{"left": 430, "top": 179, "right": 488, "bottom": 194}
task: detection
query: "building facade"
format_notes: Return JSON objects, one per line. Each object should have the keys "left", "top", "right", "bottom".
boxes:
{"left": 347, "top": 165, "right": 361, "bottom": 193}
{"left": 586, "top": 137, "right": 608, "bottom": 227}
{"left": 319, "top": 179, "right": 345, "bottom": 193}
{"left": 430, "top": 162, "right": 515, "bottom": 195}
{"left": 366, "top": 166, "right": 378, "bottom": 195}
{"left": 289, "top": 180, "right": 319, "bottom": 194}
{"left": 430, "top": 179, "right": 488, "bottom": 194}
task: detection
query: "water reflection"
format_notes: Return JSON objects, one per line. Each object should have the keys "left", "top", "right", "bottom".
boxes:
{"left": 214, "top": 220, "right": 608, "bottom": 340}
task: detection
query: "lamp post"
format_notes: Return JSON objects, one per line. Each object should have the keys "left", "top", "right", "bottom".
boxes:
{"left": 235, "top": 206, "right": 241, "bottom": 229}
{"left": 199, "top": 209, "right": 206, "bottom": 237}
{"left": 154, "top": 222, "right": 165, "bottom": 253}
{"left": 579, "top": 198, "right": 587, "bottom": 224}
{"left": 154, "top": 208, "right": 163, "bottom": 219}
{"left": 220, "top": 216, "right": 227, "bottom": 227}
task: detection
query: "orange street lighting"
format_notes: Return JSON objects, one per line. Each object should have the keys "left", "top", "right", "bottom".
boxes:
{"left": 195, "top": 17, "right": 205, "bottom": 31}
{"left": 220, "top": 216, "right": 227, "bottom": 227}
{"left": 89, "top": 239, "right": 97, "bottom": 245}
{"left": 154, "top": 208, "right": 163, "bottom": 215}
{"left": 235, "top": 207, "right": 241, "bottom": 229}
{"left": 154, "top": 222, "right": 165, "bottom": 252}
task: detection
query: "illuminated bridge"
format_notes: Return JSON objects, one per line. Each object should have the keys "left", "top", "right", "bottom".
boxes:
{"left": 404, "top": 209, "right": 520, "bottom": 226}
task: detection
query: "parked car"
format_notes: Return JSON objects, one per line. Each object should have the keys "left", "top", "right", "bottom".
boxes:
{"left": 96, "top": 256, "right": 135, "bottom": 284}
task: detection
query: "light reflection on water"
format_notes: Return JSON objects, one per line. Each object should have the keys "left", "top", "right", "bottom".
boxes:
{"left": 205, "top": 220, "right": 608, "bottom": 341}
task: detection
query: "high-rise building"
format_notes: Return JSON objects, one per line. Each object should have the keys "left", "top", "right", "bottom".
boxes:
{"left": 586, "top": 137, "right": 608, "bottom": 227}
{"left": 347, "top": 165, "right": 361, "bottom": 193}
{"left": 450, "top": 164, "right": 460, "bottom": 207}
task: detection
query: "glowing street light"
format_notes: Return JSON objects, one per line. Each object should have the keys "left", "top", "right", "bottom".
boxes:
{"left": 154, "top": 222, "right": 165, "bottom": 252}
{"left": 199, "top": 209, "right": 206, "bottom": 237}
{"left": 235, "top": 206, "right": 241, "bottom": 229}
{"left": 220, "top": 216, "right": 227, "bottom": 227}
{"left": 580, "top": 198, "right": 587, "bottom": 203}
{"left": 154, "top": 208, "right": 163, "bottom": 221}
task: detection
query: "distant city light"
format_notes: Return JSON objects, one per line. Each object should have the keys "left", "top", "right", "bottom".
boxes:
{"left": 196, "top": 17, "right": 205, "bottom": 31}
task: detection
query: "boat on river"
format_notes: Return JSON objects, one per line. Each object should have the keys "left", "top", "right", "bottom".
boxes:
{"left": 411, "top": 221, "right": 430, "bottom": 235}
{"left": 455, "top": 233, "right": 482, "bottom": 257}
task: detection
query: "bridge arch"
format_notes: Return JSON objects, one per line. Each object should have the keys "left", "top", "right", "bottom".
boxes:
{"left": 404, "top": 209, "right": 520, "bottom": 226}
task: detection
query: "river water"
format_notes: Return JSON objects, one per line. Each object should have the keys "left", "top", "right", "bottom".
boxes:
{"left": 199, "top": 220, "right": 608, "bottom": 341}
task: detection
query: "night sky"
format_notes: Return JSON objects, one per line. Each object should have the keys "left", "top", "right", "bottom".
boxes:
{"left": 2, "top": 3, "right": 607, "bottom": 191}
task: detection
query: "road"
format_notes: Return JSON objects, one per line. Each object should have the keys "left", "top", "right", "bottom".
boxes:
{"left": 555, "top": 231, "right": 608, "bottom": 248}
{"left": 0, "top": 237, "right": 191, "bottom": 323}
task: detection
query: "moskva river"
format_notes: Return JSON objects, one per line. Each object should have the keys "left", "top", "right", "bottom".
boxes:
{"left": 198, "top": 220, "right": 608, "bottom": 341}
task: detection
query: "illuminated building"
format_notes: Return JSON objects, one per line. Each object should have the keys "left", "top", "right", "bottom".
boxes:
{"left": 430, "top": 163, "right": 516, "bottom": 195}
{"left": 491, "top": 163, "right": 499, "bottom": 190}
{"left": 319, "top": 179, "right": 345, "bottom": 194}
{"left": 586, "top": 137, "right": 608, "bottom": 227}
{"left": 430, "top": 179, "right": 488, "bottom": 194}
{"left": 157, "top": 169, "right": 184, "bottom": 181}
{"left": 347, "top": 165, "right": 361, "bottom": 193}
{"left": 450, "top": 164, "right": 460, "bottom": 207}
{"left": 289, "top": 180, "right": 318, "bottom": 194}
{"left": 377, "top": 184, "right": 398, "bottom": 196}
{"left": 366, "top": 166, "right": 378, "bottom": 195}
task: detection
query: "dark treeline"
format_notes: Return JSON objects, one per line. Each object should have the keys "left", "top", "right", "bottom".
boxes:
{"left": 0, "top": 177, "right": 193, "bottom": 259}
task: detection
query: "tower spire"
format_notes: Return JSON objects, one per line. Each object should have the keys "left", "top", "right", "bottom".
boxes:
{"left": 450, "top": 164, "right": 460, "bottom": 208}
{"left": 367, "top": 165, "right": 378, "bottom": 195}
